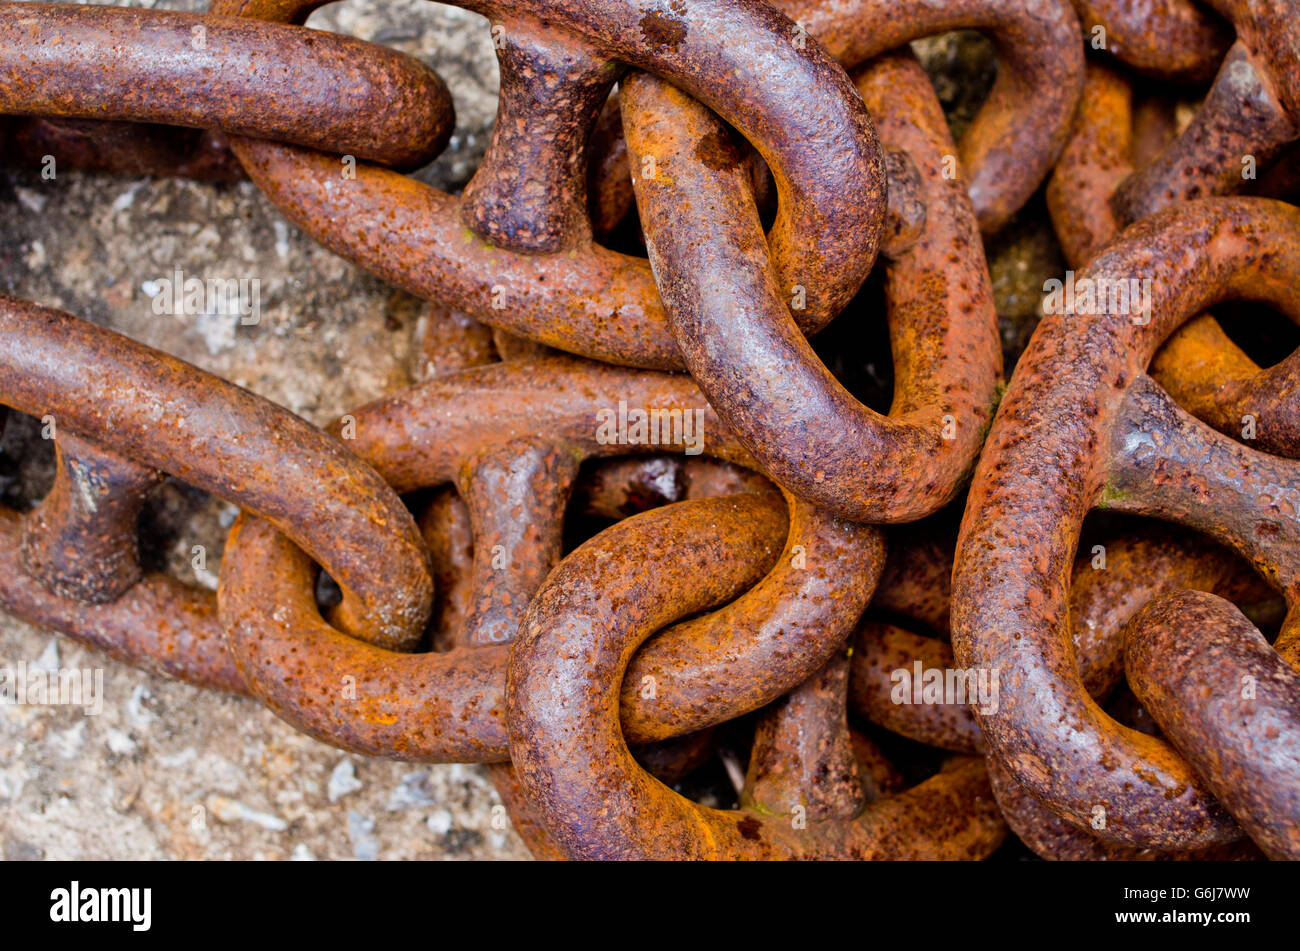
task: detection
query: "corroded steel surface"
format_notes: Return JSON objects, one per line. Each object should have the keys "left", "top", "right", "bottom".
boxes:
{"left": 1113, "top": 1, "right": 1300, "bottom": 225}
{"left": 0, "top": 2, "right": 454, "bottom": 168}
{"left": 1070, "top": 0, "right": 1229, "bottom": 82}
{"left": 506, "top": 497, "right": 1007, "bottom": 859}
{"left": 626, "top": 50, "right": 1001, "bottom": 520}
{"left": 1126, "top": 590, "right": 1300, "bottom": 860}
{"left": 1047, "top": 59, "right": 1300, "bottom": 459}
{"left": 219, "top": 357, "right": 883, "bottom": 761}
{"left": 952, "top": 198, "right": 1300, "bottom": 850}
{"left": 4, "top": 0, "right": 1300, "bottom": 863}
{"left": 211, "top": 0, "right": 886, "bottom": 369}
{"left": 849, "top": 526, "right": 1276, "bottom": 757}
{"left": 771, "top": 0, "right": 1083, "bottom": 233}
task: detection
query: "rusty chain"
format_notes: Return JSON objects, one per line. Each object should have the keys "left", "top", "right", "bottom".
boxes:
{"left": 2, "top": 0, "right": 1300, "bottom": 862}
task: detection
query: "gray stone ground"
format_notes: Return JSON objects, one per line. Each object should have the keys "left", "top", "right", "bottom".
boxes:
{"left": 0, "top": 1, "right": 1057, "bottom": 860}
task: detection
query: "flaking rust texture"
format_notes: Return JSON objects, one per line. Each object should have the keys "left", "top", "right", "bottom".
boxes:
{"left": 911, "top": 30, "right": 1062, "bottom": 368}
{"left": 0, "top": 0, "right": 530, "bottom": 860}
{"left": 0, "top": 4, "right": 1062, "bottom": 861}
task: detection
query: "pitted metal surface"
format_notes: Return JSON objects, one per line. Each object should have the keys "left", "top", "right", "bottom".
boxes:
{"left": 3, "top": 0, "right": 1299, "bottom": 863}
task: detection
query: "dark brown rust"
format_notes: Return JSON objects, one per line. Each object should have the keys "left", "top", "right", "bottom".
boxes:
{"left": 506, "top": 496, "right": 1006, "bottom": 859}
{"left": 988, "top": 757, "right": 1262, "bottom": 861}
{"left": 626, "top": 50, "right": 1001, "bottom": 521}
{"left": 0, "top": 1, "right": 453, "bottom": 169}
{"left": 6, "top": 118, "right": 245, "bottom": 180}
{"left": 952, "top": 197, "right": 1300, "bottom": 849}
{"left": 219, "top": 356, "right": 883, "bottom": 761}
{"left": 21, "top": 431, "right": 163, "bottom": 605}
{"left": 1070, "top": 0, "right": 1229, "bottom": 82}
{"left": 0, "top": 294, "right": 432, "bottom": 652}
{"left": 1113, "top": 1, "right": 1300, "bottom": 226}
{"left": 459, "top": 21, "right": 618, "bottom": 254}
{"left": 0, "top": 507, "right": 245, "bottom": 694}
{"left": 585, "top": 93, "right": 638, "bottom": 243}
{"left": 849, "top": 527, "right": 1278, "bottom": 755}
{"left": 769, "top": 0, "right": 1083, "bottom": 234}
{"left": 1125, "top": 590, "right": 1300, "bottom": 859}
{"left": 1101, "top": 375, "right": 1300, "bottom": 660}
{"left": 211, "top": 0, "right": 885, "bottom": 368}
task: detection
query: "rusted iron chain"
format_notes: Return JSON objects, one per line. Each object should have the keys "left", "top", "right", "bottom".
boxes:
{"left": 0, "top": 301, "right": 704, "bottom": 697}
{"left": 219, "top": 355, "right": 884, "bottom": 761}
{"left": 3, "top": 291, "right": 880, "bottom": 787}
{"left": 1125, "top": 590, "right": 1300, "bottom": 859}
{"left": 606, "top": 0, "right": 1085, "bottom": 242}
{"left": 208, "top": 0, "right": 884, "bottom": 369}
{"left": 397, "top": 339, "right": 765, "bottom": 853}
{"left": 0, "top": 294, "right": 433, "bottom": 653}
{"left": 1112, "top": 0, "right": 1300, "bottom": 226}
{"left": 952, "top": 197, "right": 1300, "bottom": 851}
{"left": 7, "top": 0, "right": 1300, "bottom": 864}
{"left": 1069, "top": 0, "right": 1230, "bottom": 82}
{"left": 206, "top": 0, "right": 1080, "bottom": 373}
{"left": 766, "top": 0, "right": 1083, "bottom": 234}
{"left": 1048, "top": 60, "right": 1300, "bottom": 456}
{"left": 506, "top": 496, "right": 1006, "bottom": 859}
{"left": 516, "top": 0, "right": 1085, "bottom": 266}
{"left": 627, "top": 50, "right": 1002, "bottom": 520}
{"left": 0, "top": 504, "right": 245, "bottom": 694}
{"left": 848, "top": 525, "right": 1277, "bottom": 754}
{"left": 0, "top": 1, "right": 454, "bottom": 169}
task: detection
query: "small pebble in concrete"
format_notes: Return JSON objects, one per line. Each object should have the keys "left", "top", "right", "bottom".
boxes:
{"left": 347, "top": 811, "right": 378, "bottom": 861}
{"left": 328, "top": 759, "right": 363, "bottom": 803}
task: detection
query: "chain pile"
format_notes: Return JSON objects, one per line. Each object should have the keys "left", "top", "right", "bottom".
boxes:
{"left": 1, "top": 0, "right": 1298, "bottom": 860}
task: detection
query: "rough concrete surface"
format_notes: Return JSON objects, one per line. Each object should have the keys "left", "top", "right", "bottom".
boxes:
{"left": 0, "top": 2, "right": 1060, "bottom": 860}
